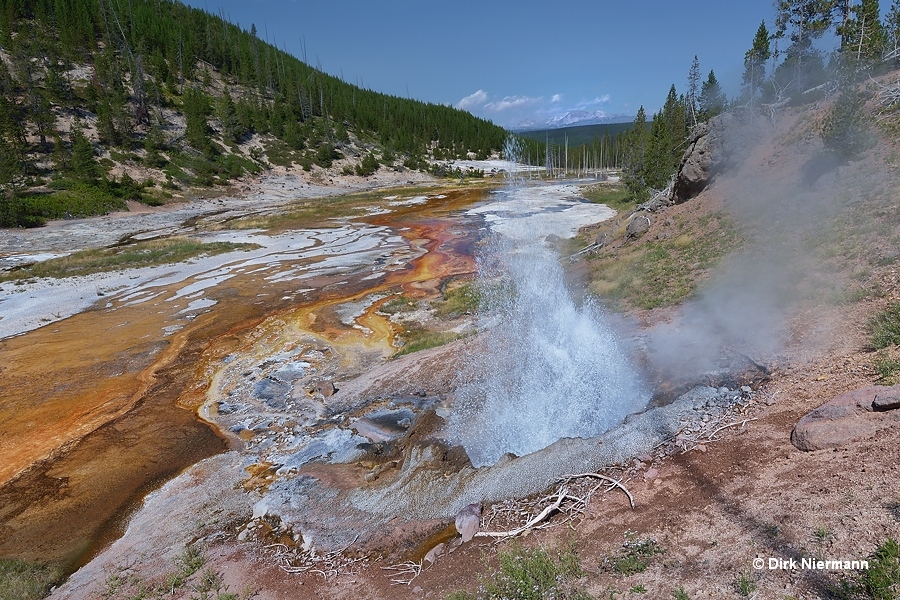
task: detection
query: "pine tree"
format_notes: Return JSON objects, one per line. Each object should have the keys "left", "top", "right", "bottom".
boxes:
{"left": 743, "top": 21, "right": 772, "bottom": 105}
{"left": 698, "top": 70, "right": 726, "bottom": 120}
{"left": 888, "top": 0, "right": 900, "bottom": 62}
{"left": 69, "top": 124, "right": 99, "bottom": 184}
{"left": 183, "top": 87, "right": 212, "bottom": 153}
{"left": 0, "top": 133, "right": 25, "bottom": 226}
{"left": 216, "top": 91, "right": 241, "bottom": 143}
{"left": 687, "top": 55, "right": 701, "bottom": 126}
{"left": 774, "top": 0, "right": 833, "bottom": 92}
{"left": 0, "top": 134, "right": 23, "bottom": 194}
{"left": 661, "top": 85, "right": 687, "bottom": 171}
{"left": 842, "top": 0, "right": 886, "bottom": 67}
{"left": 29, "top": 89, "right": 55, "bottom": 148}
{"left": 644, "top": 111, "right": 672, "bottom": 190}
{"left": 623, "top": 106, "right": 649, "bottom": 199}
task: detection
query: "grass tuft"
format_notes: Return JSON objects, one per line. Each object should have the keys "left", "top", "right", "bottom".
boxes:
{"left": 735, "top": 571, "right": 758, "bottom": 596}
{"left": 582, "top": 184, "right": 636, "bottom": 212}
{"left": 862, "top": 538, "right": 900, "bottom": 600}
{"left": 434, "top": 280, "right": 481, "bottom": 317}
{"left": 589, "top": 212, "right": 740, "bottom": 310}
{"left": 0, "top": 559, "right": 63, "bottom": 600}
{"left": 602, "top": 534, "right": 664, "bottom": 576}
{"left": 869, "top": 303, "right": 900, "bottom": 350}
{"left": 393, "top": 329, "right": 460, "bottom": 357}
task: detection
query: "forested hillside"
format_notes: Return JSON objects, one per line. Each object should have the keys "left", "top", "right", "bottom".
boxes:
{"left": 0, "top": 0, "right": 508, "bottom": 227}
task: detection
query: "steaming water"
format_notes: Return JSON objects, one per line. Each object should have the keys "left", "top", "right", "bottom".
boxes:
{"left": 450, "top": 150, "right": 650, "bottom": 468}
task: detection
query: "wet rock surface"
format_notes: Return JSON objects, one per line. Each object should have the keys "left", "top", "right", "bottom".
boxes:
{"left": 236, "top": 377, "right": 752, "bottom": 555}
{"left": 791, "top": 384, "right": 900, "bottom": 451}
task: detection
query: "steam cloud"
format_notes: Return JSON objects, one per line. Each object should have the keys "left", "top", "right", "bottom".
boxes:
{"left": 642, "top": 104, "right": 879, "bottom": 388}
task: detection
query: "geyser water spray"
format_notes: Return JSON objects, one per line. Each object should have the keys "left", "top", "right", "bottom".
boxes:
{"left": 450, "top": 139, "right": 650, "bottom": 467}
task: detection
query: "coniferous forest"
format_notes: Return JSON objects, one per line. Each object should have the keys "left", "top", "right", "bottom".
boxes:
{"left": 0, "top": 0, "right": 508, "bottom": 226}
{"left": 2, "top": 0, "right": 899, "bottom": 227}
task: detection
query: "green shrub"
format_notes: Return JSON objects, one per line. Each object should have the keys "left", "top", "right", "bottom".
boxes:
{"left": 822, "top": 87, "right": 872, "bottom": 159}
{"left": 446, "top": 544, "right": 589, "bottom": 600}
{"left": 314, "top": 143, "right": 340, "bottom": 168}
{"left": 862, "top": 538, "right": 900, "bottom": 600}
{"left": 355, "top": 152, "right": 380, "bottom": 176}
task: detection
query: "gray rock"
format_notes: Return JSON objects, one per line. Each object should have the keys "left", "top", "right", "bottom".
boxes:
{"left": 455, "top": 503, "right": 481, "bottom": 542}
{"left": 873, "top": 393, "right": 900, "bottom": 412}
{"left": 625, "top": 212, "right": 651, "bottom": 240}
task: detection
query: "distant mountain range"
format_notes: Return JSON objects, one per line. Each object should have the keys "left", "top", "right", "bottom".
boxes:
{"left": 514, "top": 110, "right": 633, "bottom": 131}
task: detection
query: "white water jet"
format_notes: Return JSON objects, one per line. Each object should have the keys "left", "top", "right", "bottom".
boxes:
{"left": 450, "top": 145, "right": 650, "bottom": 468}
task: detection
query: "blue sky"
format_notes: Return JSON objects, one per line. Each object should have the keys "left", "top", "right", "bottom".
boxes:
{"left": 181, "top": 1, "right": 815, "bottom": 128}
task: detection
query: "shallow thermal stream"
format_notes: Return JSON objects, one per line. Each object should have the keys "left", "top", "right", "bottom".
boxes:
{"left": 0, "top": 186, "right": 482, "bottom": 570}
{"left": 450, "top": 182, "right": 651, "bottom": 467}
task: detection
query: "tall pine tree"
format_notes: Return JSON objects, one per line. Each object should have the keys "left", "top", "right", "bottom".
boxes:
{"left": 743, "top": 21, "right": 772, "bottom": 105}
{"left": 687, "top": 55, "right": 701, "bottom": 126}
{"left": 623, "top": 106, "right": 649, "bottom": 199}
{"left": 888, "top": 0, "right": 900, "bottom": 62}
{"left": 698, "top": 71, "right": 726, "bottom": 120}
{"left": 774, "top": 0, "right": 833, "bottom": 91}
{"left": 842, "top": 0, "right": 886, "bottom": 67}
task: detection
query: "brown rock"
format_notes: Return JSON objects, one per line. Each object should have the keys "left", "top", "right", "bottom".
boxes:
{"left": 791, "top": 385, "right": 900, "bottom": 451}
{"left": 319, "top": 380, "right": 337, "bottom": 397}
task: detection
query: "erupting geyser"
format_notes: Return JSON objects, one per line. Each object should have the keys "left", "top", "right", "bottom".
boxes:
{"left": 450, "top": 143, "right": 650, "bottom": 467}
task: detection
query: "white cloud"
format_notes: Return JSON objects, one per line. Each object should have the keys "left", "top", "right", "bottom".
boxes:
{"left": 484, "top": 95, "right": 543, "bottom": 112}
{"left": 551, "top": 94, "right": 563, "bottom": 103}
{"left": 576, "top": 94, "right": 611, "bottom": 108}
{"left": 456, "top": 89, "right": 489, "bottom": 110}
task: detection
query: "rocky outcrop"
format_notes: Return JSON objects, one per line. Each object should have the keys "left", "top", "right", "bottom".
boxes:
{"left": 670, "top": 113, "right": 738, "bottom": 204}
{"left": 791, "top": 385, "right": 900, "bottom": 451}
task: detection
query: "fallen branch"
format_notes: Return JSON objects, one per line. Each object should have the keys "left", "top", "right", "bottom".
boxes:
{"left": 570, "top": 242, "right": 603, "bottom": 258}
{"left": 475, "top": 488, "right": 568, "bottom": 539}
{"left": 705, "top": 418, "right": 758, "bottom": 441}
{"left": 561, "top": 473, "right": 635, "bottom": 509}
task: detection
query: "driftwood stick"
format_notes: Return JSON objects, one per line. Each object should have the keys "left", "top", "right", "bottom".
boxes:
{"left": 475, "top": 488, "right": 568, "bottom": 539}
{"left": 571, "top": 242, "right": 603, "bottom": 258}
{"left": 705, "top": 418, "right": 758, "bottom": 441}
{"left": 562, "top": 473, "right": 635, "bottom": 509}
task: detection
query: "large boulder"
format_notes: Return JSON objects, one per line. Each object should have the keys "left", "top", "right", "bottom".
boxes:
{"left": 625, "top": 211, "right": 651, "bottom": 240}
{"left": 791, "top": 385, "right": 900, "bottom": 451}
{"left": 670, "top": 112, "right": 739, "bottom": 204}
